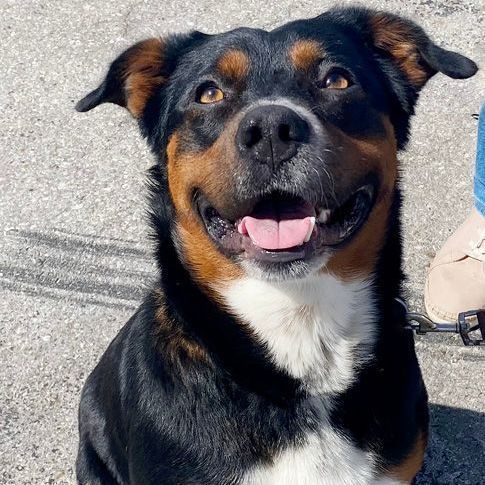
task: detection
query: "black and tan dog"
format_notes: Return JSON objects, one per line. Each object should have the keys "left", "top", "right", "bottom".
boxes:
{"left": 75, "top": 6, "right": 477, "bottom": 484}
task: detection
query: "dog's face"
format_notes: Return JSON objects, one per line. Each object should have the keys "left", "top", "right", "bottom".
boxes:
{"left": 163, "top": 27, "right": 399, "bottom": 284}
{"left": 78, "top": 7, "right": 477, "bottom": 285}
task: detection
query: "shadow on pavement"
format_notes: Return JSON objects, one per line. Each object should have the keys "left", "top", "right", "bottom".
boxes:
{"left": 416, "top": 404, "right": 485, "bottom": 484}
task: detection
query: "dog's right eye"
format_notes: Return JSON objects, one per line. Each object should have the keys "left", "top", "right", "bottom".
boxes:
{"left": 196, "top": 85, "right": 225, "bottom": 104}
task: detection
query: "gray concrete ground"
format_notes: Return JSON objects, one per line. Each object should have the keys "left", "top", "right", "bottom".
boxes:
{"left": 1, "top": 0, "right": 484, "bottom": 483}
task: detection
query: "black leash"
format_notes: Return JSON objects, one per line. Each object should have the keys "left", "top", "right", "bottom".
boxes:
{"left": 395, "top": 298, "right": 485, "bottom": 347}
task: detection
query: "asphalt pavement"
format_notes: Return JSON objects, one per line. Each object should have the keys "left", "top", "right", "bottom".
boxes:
{"left": 1, "top": 0, "right": 484, "bottom": 483}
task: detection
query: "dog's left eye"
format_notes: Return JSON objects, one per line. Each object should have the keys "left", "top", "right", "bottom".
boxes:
{"left": 197, "top": 86, "right": 225, "bottom": 104}
{"left": 320, "top": 71, "right": 351, "bottom": 90}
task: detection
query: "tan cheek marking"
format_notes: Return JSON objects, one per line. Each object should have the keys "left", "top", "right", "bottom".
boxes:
{"left": 325, "top": 118, "right": 398, "bottom": 280}
{"left": 166, "top": 132, "right": 243, "bottom": 289}
{"left": 370, "top": 15, "right": 428, "bottom": 87}
{"left": 124, "top": 38, "right": 165, "bottom": 117}
{"left": 153, "top": 290, "right": 208, "bottom": 363}
{"left": 387, "top": 431, "right": 427, "bottom": 483}
{"left": 289, "top": 40, "right": 324, "bottom": 71}
{"left": 216, "top": 49, "right": 250, "bottom": 81}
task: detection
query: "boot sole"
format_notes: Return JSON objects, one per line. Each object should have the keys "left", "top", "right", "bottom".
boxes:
{"left": 424, "top": 284, "right": 457, "bottom": 324}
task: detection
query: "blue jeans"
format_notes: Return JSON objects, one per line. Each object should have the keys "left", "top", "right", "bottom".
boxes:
{"left": 475, "top": 102, "right": 485, "bottom": 215}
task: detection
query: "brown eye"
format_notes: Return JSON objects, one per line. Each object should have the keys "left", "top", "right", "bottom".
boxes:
{"left": 322, "top": 72, "right": 351, "bottom": 90}
{"left": 198, "top": 86, "right": 224, "bottom": 104}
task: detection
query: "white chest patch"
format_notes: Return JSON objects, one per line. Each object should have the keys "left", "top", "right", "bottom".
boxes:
{"left": 241, "top": 430, "right": 404, "bottom": 485}
{"left": 218, "top": 274, "right": 384, "bottom": 483}
{"left": 219, "top": 273, "right": 377, "bottom": 394}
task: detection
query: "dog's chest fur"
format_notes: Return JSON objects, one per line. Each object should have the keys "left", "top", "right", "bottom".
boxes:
{"left": 220, "top": 273, "right": 377, "bottom": 394}
{"left": 242, "top": 435, "right": 404, "bottom": 485}
{"left": 219, "top": 274, "right": 392, "bottom": 484}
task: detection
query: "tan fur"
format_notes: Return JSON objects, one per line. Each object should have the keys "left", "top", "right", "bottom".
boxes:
{"left": 166, "top": 127, "right": 244, "bottom": 289}
{"left": 289, "top": 40, "right": 324, "bottom": 71}
{"left": 387, "top": 432, "right": 427, "bottom": 483}
{"left": 154, "top": 290, "right": 208, "bottom": 362}
{"left": 370, "top": 14, "right": 429, "bottom": 87}
{"left": 325, "top": 117, "right": 398, "bottom": 280}
{"left": 217, "top": 49, "right": 250, "bottom": 82}
{"left": 124, "top": 38, "right": 165, "bottom": 117}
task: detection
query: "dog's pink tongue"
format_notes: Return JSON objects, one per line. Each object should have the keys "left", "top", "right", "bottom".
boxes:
{"left": 238, "top": 215, "right": 314, "bottom": 250}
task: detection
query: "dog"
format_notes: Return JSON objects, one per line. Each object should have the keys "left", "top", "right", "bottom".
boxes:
{"left": 75, "top": 6, "right": 477, "bottom": 484}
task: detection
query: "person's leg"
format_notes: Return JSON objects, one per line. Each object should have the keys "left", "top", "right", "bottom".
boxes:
{"left": 425, "top": 102, "right": 485, "bottom": 322}
{"left": 474, "top": 102, "right": 485, "bottom": 215}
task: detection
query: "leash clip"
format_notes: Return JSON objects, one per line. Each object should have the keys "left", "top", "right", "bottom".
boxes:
{"left": 457, "top": 310, "right": 485, "bottom": 346}
{"left": 406, "top": 312, "right": 458, "bottom": 335}
{"left": 395, "top": 298, "right": 485, "bottom": 347}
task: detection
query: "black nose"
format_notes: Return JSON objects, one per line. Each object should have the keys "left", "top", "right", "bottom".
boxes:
{"left": 237, "top": 105, "right": 310, "bottom": 169}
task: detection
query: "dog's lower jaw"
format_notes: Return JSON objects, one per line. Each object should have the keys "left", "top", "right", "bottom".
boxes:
{"left": 238, "top": 252, "right": 332, "bottom": 283}
{"left": 217, "top": 271, "right": 377, "bottom": 395}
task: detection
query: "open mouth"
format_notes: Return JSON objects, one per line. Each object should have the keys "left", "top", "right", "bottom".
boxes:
{"left": 197, "top": 184, "right": 376, "bottom": 264}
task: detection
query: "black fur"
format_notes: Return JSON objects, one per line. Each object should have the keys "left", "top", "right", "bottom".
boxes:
{"left": 75, "top": 6, "right": 477, "bottom": 484}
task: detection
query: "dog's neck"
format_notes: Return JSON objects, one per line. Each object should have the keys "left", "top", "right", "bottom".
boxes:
{"left": 156, "top": 189, "right": 404, "bottom": 399}
{"left": 218, "top": 273, "right": 377, "bottom": 395}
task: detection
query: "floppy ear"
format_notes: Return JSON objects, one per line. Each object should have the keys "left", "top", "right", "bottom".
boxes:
{"left": 367, "top": 11, "right": 478, "bottom": 88}
{"left": 76, "top": 38, "right": 167, "bottom": 118}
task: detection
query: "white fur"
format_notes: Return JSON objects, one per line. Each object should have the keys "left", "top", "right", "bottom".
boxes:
{"left": 242, "top": 430, "right": 372, "bottom": 485}
{"left": 217, "top": 272, "right": 387, "bottom": 484}
{"left": 219, "top": 273, "right": 376, "bottom": 394}
{"left": 241, "top": 428, "right": 405, "bottom": 485}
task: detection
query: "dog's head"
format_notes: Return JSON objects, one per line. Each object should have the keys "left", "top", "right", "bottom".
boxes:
{"left": 77, "top": 7, "right": 477, "bottom": 286}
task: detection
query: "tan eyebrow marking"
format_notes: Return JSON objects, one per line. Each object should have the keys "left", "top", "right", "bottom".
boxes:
{"left": 289, "top": 40, "right": 324, "bottom": 71}
{"left": 216, "top": 49, "right": 250, "bottom": 81}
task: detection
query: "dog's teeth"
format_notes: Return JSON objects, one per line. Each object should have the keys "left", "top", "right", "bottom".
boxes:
{"left": 304, "top": 217, "right": 316, "bottom": 243}
{"left": 317, "top": 209, "right": 331, "bottom": 224}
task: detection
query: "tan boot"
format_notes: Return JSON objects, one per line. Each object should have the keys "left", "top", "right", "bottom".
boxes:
{"left": 425, "top": 208, "right": 485, "bottom": 323}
